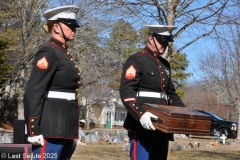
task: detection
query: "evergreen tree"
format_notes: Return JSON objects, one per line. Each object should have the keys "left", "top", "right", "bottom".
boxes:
{"left": 0, "top": 41, "right": 12, "bottom": 88}
{"left": 169, "top": 49, "right": 192, "bottom": 98}
{"left": 0, "top": 0, "right": 19, "bottom": 89}
{"left": 107, "top": 19, "right": 139, "bottom": 90}
{"left": 108, "top": 19, "right": 139, "bottom": 58}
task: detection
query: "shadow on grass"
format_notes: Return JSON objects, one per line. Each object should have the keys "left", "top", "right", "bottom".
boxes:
{"left": 168, "top": 150, "right": 240, "bottom": 160}
{"left": 190, "top": 136, "right": 213, "bottom": 140}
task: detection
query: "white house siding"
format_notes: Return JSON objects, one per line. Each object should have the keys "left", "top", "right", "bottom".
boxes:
{"left": 88, "top": 105, "right": 104, "bottom": 128}
{"left": 84, "top": 92, "right": 127, "bottom": 129}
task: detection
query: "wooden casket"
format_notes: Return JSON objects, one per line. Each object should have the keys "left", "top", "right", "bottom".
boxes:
{"left": 143, "top": 103, "right": 212, "bottom": 135}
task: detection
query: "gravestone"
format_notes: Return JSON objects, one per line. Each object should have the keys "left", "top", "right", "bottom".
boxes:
{"left": 226, "top": 142, "right": 232, "bottom": 145}
{"left": 85, "top": 134, "right": 100, "bottom": 143}
{"left": 116, "top": 132, "right": 124, "bottom": 142}
{"left": 124, "top": 143, "right": 130, "bottom": 152}
{"left": 220, "top": 134, "right": 227, "bottom": 144}
{"left": 0, "top": 132, "right": 13, "bottom": 143}
{"left": 213, "top": 129, "right": 220, "bottom": 140}
{"left": 172, "top": 142, "right": 182, "bottom": 150}
{"left": 172, "top": 142, "right": 178, "bottom": 150}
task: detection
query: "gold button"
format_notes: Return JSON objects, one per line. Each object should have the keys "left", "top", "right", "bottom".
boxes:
{"left": 71, "top": 58, "right": 73, "bottom": 61}
{"left": 32, "top": 132, "right": 34, "bottom": 134}
{"left": 31, "top": 119, "right": 34, "bottom": 122}
{"left": 136, "top": 107, "right": 138, "bottom": 109}
{"left": 163, "top": 78, "right": 165, "bottom": 81}
{"left": 78, "top": 81, "right": 80, "bottom": 84}
{"left": 78, "top": 73, "right": 80, "bottom": 76}
{"left": 162, "top": 72, "right": 164, "bottom": 74}
{"left": 140, "top": 112, "right": 142, "bottom": 114}
{"left": 31, "top": 125, "right": 34, "bottom": 128}
{"left": 154, "top": 54, "right": 156, "bottom": 57}
{"left": 76, "top": 89, "right": 78, "bottom": 92}
{"left": 67, "top": 52, "right": 70, "bottom": 55}
{"left": 132, "top": 104, "right": 135, "bottom": 106}
{"left": 75, "top": 65, "right": 78, "bottom": 68}
{"left": 160, "top": 66, "right": 161, "bottom": 68}
{"left": 151, "top": 73, "right": 154, "bottom": 75}
{"left": 163, "top": 85, "right": 165, "bottom": 87}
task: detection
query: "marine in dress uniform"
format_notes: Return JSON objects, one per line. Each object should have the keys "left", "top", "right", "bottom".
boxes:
{"left": 24, "top": 5, "right": 81, "bottom": 160}
{"left": 119, "top": 25, "right": 185, "bottom": 160}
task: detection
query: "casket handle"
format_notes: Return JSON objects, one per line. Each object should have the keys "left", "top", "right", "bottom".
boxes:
{"left": 151, "top": 117, "right": 163, "bottom": 124}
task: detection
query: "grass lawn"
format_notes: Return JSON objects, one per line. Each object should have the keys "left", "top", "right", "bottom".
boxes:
{"left": 71, "top": 135, "right": 240, "bottom": 160}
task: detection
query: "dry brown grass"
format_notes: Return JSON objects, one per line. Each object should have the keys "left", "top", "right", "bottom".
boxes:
{"left": 71, "top": 135, "right": 240, "bottom": 160}
{"left": 168, "top": 136, "right": 240, "bottom": 160}
{"left": 3, "top": 124, "right": 240, "bottom": 159}
{"left": 72, "top": 142, "right": 129, "bottom": 160}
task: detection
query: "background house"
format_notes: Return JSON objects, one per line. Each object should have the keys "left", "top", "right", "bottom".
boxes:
{"left": 82, "top": 91, "right": 127, "bottom": 129}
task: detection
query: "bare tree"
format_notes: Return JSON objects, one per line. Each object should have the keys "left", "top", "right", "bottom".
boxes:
{"left": 0, "top": 0, "right": 48, "bottom": 119}
{"left": 1, "top": 0, "right": 239, "bottom": 127}
{"left": 1, "top": 0, "right": 121, "bottom": 124}
{"left": 183, "top": 81, "right": 238, "bottom": 121}
{"left": 197, "top": 23, "right": 240, "bottom": 140}
{"left": 104, "top": 0, "right": 236, "bottom": 60}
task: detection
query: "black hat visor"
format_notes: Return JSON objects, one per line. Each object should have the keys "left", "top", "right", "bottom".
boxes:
{"left": 152, "top": 32, "right": 174, "bottom": 42}
{"left": 58, "top": 18, "right": 80, "bottom": 28}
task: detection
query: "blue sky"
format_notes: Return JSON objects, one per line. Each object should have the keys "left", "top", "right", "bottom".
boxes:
{"left": 179, "top": 37, "right": 218, "bottom": 82}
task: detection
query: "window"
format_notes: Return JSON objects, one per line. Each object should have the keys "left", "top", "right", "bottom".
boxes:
{"left": 120, "top": 113, "right": 126, "bottom": 121}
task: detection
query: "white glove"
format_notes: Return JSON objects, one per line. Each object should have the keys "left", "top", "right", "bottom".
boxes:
{"left": 140, "top": 112, "right": 158, "bottom": 130}
{"left": 27, "top": 134, "right": 44, "bottom": 146}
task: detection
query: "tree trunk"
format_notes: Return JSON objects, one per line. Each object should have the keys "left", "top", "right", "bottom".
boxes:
{"left": 162, "top": 0, "right": 178, "bottom": 59}
{"left": 86, "top": 104, "right": 90, "bottom": 129}
{"left": 237, "top": 112, "right": 240, "bottom": 141}
{"left": 17, "top": 68, "right": 25, "bottom": 120}
{"left": 236, "top": 100, "right": 240, "bottom": 141}
{"left": 237, "top": 104, "right": 240, "bottom": 142}
{"left": 166, "top": 0, "right": 178, "bottom": 26}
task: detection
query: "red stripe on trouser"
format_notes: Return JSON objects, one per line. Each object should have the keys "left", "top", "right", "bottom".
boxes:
{"left": 40, "top": 139, "right": 46, "bottom": 160}
{"left": 133, "top": 132, "right": 137, "bottom": 160}
{"left": 23, "top": 147, "right": 28, "bottom": 160}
